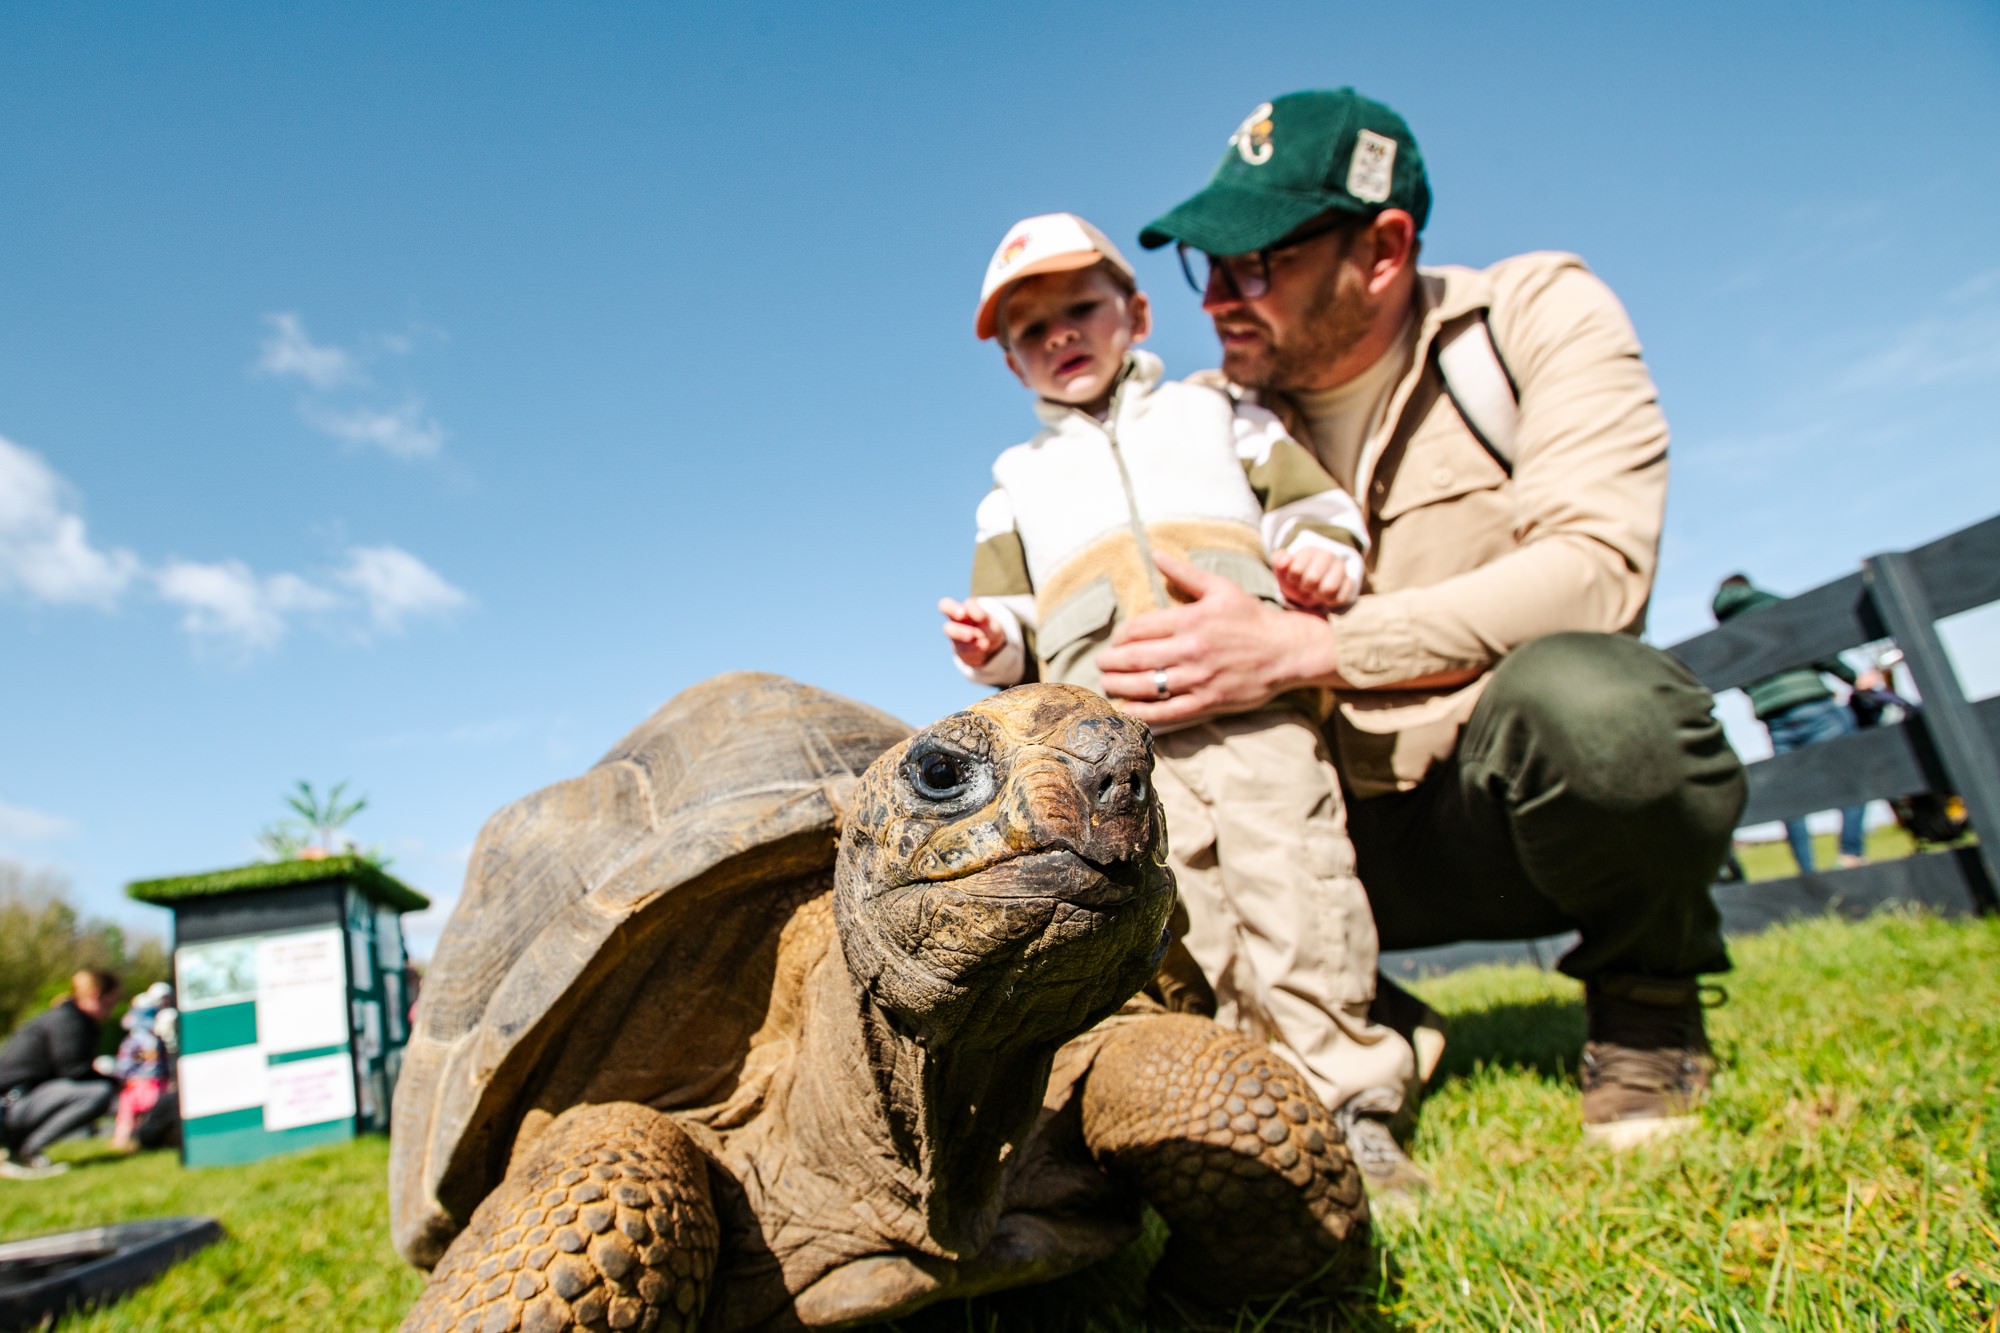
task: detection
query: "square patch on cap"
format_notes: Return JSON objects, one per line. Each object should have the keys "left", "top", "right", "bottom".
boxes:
{"left": 1347, "top": 129, "right": 1397, "bottom": 204}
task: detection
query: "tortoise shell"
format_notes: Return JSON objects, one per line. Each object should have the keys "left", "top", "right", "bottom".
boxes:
{"left": 389, "top": 672, "right": 911, "bottom": 1265}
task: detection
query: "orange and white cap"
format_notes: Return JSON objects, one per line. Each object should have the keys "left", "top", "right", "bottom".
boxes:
{"left": 975, "top": 212, "right": 1136, "bottom": 340}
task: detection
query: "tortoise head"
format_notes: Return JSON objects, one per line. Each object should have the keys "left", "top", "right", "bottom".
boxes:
{"left": 833, "top": 683, "right": 1175, "bottom": 1049}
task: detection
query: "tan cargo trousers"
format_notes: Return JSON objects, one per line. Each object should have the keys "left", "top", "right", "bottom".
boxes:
{"left": 1152, "top": 712, "right": 1416, "bottom": 1112}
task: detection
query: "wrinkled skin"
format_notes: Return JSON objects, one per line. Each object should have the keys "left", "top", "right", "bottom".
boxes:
{"left": 401, "top": 686, "right": 1367, "bottom": 1333}
{"left": 836, "top": 685, "right": 1171, "bottom": 1054}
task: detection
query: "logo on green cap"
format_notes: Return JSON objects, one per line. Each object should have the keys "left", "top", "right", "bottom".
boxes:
{"left": 1347, "top": 129, "right": 1396, "bottom": 204}
{"left": 1229, "top": 103, "right": 1275, "bottom": 166}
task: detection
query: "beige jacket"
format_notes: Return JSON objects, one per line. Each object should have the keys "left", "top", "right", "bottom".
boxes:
{"left": 1239, "top": 251, "right": 1668, "bottom": 797}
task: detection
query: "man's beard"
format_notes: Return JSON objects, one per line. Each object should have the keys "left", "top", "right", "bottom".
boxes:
{"left": 1219, "top": 262, "right": 1371, "bottom": 393}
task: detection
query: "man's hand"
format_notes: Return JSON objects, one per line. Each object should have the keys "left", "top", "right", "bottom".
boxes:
{"left": 1272, "top": 544, "right": 1356, "bottom": 613}
{"left": 939, "top": 597, "right": 1005, "bottom": 669}
{"left": 1098, "top": 552, "right": 1344, "bottom": 725}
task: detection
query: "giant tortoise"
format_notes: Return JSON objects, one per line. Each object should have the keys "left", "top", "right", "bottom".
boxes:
{"left": 391, "top": 674, "right": 1368, "bottom": 1332}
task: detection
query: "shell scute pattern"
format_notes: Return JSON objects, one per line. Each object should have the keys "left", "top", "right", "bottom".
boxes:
{"left": 391, "top": 673, "right": 912, "bottom": 1270}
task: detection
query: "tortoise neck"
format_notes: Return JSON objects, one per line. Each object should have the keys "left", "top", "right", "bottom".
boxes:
{"left": 786, "top": 945, "right": 1057, "bottom": 1258}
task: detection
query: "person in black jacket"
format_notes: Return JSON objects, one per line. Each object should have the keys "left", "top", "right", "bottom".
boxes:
{"left": 0, "top": 968, "right": 121, "bottom": 1179}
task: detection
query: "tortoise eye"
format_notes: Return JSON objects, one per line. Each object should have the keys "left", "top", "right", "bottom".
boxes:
{"left": 907, "top": 746, "right": 973, "bottom": 801}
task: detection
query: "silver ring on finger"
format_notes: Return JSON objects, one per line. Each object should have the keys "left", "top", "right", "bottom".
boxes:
{"left": 1152, "top": 668, "right": 1171, "bottom": 699}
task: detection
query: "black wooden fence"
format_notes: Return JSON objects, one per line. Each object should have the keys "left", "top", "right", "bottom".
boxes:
{"left": 1678, "top": 513, "right": 2000, "bottom": 930}
{"left": 1382, "top": 512, "right": 2000, "bottom": 979}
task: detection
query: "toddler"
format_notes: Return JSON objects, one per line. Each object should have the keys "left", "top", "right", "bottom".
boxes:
{"left": 939, "top": 213, "right": 1415, "bottom": 1123}
{"left": 111, "top": 983, "right": 171, "bottom": 1152}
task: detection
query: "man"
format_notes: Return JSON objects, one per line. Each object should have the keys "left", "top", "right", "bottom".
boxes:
{"left": 1713, "top": 573, "right": 1872, "bottom": 873}
{"left": 0, "top": 968, "right": 121, "bottom": 1178}
{"left": 1096, "top": 89, "right": 1747, "bottom": 1162}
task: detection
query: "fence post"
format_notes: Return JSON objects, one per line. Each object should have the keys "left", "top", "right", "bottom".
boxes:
{"left": 1864, "top": 551, "right": 2000, "bottom": 905}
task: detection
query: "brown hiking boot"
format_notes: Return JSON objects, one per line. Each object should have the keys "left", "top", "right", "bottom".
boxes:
{"left": 1580, "top": 974, "right": 1723, "bottom": 1150}
{"left": 1335, "top": 1089, "right": 1433, "bottom": 1212}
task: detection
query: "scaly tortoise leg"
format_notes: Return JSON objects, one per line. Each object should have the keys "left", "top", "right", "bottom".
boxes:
{"left": 402, "top": 1102, "right": 719, "bottom": 1333}
{"left": 1080, "top": 1014, "right": 1370, "bottom": 1302}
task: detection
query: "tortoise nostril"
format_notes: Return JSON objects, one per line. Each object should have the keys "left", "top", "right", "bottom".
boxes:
{"left": 1095, "top": 766, "right": 1148, "bottom": 811}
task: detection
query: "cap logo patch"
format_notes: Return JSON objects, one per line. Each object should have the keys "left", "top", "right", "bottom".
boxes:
{"left": 1228, "top": 102, "right": 1275, "bottom": 166}
{"left": 998, "top": 233, "right": 1030, "bottom": 268}
{"left": 1347, "top": 129, "right": 1396, "bottom": 203}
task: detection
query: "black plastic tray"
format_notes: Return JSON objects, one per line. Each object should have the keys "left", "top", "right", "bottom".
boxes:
{"left": 0, "top": 1216, "right": 223, "bottom": 1331}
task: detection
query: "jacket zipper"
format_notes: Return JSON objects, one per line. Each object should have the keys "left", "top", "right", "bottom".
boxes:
{"left": 1097, "top": 362, "right": 1172, "bottom": 610}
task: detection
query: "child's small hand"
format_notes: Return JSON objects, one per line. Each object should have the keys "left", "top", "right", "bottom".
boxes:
{"left": 939, "top": 597, "right": 1006, "bottom": 668}
{"left": 1272, "top": 545, "right": 1356, "bottom": 614}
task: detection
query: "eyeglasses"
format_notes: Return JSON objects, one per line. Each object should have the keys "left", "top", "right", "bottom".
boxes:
{"left": 1176, "top": 214, "right": 1364, "bottom": 301}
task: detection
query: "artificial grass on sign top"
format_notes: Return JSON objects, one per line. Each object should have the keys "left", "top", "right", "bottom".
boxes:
{"left": 3, "top": 910, "right": 1996, "bottom": 1331}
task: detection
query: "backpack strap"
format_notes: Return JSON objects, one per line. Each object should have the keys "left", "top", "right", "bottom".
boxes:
{"left": 1434, "top": 310, "right": 1520, "bottom": 474}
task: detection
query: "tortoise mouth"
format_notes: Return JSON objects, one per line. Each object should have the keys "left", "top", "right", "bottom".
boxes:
{"left": 937, "top": 847, "right": 1168, "bottom": 910}
{"left": 843, "top": 840, "right": 1176, "bottom": 1039}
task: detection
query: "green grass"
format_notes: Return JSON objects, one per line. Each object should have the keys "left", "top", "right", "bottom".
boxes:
{"left": 1731, "top": 822, "right": 1963, "bottom": 882}
{"left": 5, "top": 911, "right": 1998, "bottom": 1331}
{"left": 0, "top": 1136, "right": 422, "bottom": 1331}
{"left": 1359, "top": 908, "right": 2000, "bottom": 1332}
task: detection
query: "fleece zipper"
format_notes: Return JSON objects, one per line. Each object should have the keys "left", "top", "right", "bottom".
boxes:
{"left": 1095, "top": 361, "right": 1172, "bottom": 611}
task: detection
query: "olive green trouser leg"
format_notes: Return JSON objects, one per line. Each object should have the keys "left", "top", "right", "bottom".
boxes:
{"left": 1344, "top": 633, "right": 1746, "bottom": 980}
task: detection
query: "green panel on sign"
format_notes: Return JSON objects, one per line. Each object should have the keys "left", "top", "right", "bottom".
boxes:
{"left": 183, "top": 1115, "right": 355, "bottom": 1167}
{"left": 183, "top": 1105, "right": 263, "bottom": 1136}
{"left": 268, "top": 1043, "right": 349, "bottom": 1066}
{"left": 181, "top": 1002, "right": 258, "bottom": 1054}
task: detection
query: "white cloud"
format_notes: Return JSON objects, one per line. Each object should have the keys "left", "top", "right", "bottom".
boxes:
{"left": 0, "top": 435, "right": 141, "bottom": 608}
{"left": 154, "top": 560, "right": 338, "bottom": 650}
{"left": 334, "top": 545, "right": 470, "bottom": 630}
{"left": 1947, "top": 267, "right": 2000, "bottom": 303}
{"left": 301, "top": 399, "right": 446, "bottom": 460}
{"left": 0, "top": 800, "right": 78, "bottom": 845}
{"left": 2, "top": 365, "right": 467, "bottom": 655}
{"left": 259, "top": 312, "right": 450, "bottom": 461}
{"left": 1836, "top": 301, "right": 2000, "bottom": 393}
{"left": 2, "top": 437, "right": 464, "bottom": 654}
{"left": 150, "top": 545, "right": 466, "bottom": 653}
{"left": 256, "top": 312, "right": 361, "bottom": 390}
{"left": 1705, "top": 200, "right": 1891, "bottom": 298}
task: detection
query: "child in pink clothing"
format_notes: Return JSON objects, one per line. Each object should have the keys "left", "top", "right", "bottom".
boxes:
{"left": 111, "top": 984, "right": 171, "bottom": 1151}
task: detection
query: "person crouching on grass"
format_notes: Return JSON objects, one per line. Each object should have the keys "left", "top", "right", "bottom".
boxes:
{"left": 936, "top": 212, "right": 1427, "bottom": 1203}
{"left": 0, "top": 969, "right": 121, "bottom": 1179}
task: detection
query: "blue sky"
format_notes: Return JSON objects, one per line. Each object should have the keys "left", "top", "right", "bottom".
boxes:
{"left": 4, "top": 3, "right": 1996, "bottom": 957}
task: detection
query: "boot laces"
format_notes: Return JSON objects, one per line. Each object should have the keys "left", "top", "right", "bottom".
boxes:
{"left": 1582, "top": 980, "right": 1722, "bottom": 1094}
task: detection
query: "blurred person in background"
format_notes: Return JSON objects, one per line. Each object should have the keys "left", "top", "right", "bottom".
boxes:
{"left": 1712, "top": 574, "right": 1879, "bottom": 872}
{"left": 110, "top": 982, "right": 174, "bottom": 1152}
{"left": 0, "top": 968, "right": 121, "bottom": 1178}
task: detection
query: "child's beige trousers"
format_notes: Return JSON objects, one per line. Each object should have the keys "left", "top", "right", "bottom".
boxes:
{"left": 1152, "top": 711, "right": 1415, "bottom": 1113}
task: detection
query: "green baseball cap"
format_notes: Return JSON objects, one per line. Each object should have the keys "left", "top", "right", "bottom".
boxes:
{"left": 1139, "top": 89, "right": 1430, "bottom": 255}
